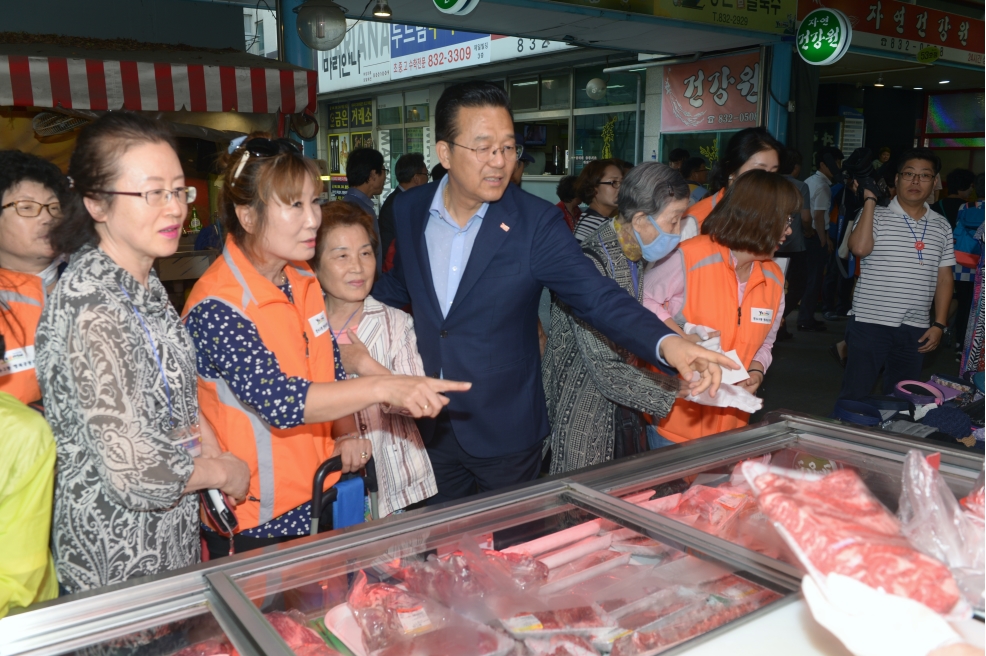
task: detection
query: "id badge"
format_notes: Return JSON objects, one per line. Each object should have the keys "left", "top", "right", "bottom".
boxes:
{"left": 171, "top": 422, "right": 203, "bottom": 458}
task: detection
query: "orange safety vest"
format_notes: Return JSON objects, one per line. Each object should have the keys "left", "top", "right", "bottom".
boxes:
{"left": 684, "top": 189, "right": 725, "bottom": 234}
{"left": 0, "top": 270, "right": 45, "bottom": 405}
{"left": 658, "top": 236, "right": 784, "bottom": 443}
{"left": 183, "top": 238, "right": 339, "bottom": 532}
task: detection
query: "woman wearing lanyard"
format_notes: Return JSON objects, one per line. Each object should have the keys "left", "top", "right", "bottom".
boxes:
{"left": 35, "top": 113, "right": 251, "bottom": 595}
{"left": 679, "top": 127, "right": 783, "bottom": 241}
{"left": 0, "top": 151, "right": 68, "bottom": 407}
{"left": 184, "top": 135, "right": 468, "bottom": 558}
{"left": 542, "top": 162, "right": 686, "bottom": 474}
{"left": 310, "top": 201, "right": 437, "bottom": 516}
{"left": 644, "top": 171, "right": 797, "bottom": 444}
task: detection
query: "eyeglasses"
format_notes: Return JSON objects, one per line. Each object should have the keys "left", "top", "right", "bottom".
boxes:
{"left": 92, "top": 187, "right": 197, "bottom": 206}
{"left": 598, "top": 179, "right": 622, "bottom": 189}
{"left": 786, "top": 214, "right": 796, "bottom": 226}
{"left": 899, "top": 171, "right": 934, "bottom": 182}
{"left": 448, "top": 141, "right": 522, "bottom": 163}
{"left": 231, "top": 137, "right": 304, "bottom": 181}
{"left": 1, "top": 200, "right": 62, "bottom": 219}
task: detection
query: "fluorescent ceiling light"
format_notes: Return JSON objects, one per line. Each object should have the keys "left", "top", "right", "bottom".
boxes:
{"left": 513, "top": 81, "right": 538, "bottom": 86}
{"left": 939, "top": 80, "right": 950, "bottom": 84}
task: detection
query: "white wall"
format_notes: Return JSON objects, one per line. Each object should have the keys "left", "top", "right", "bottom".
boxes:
{"left": 642, "top": 66, "right": 663, "bottom": 164}
{"left": 243, "top": 8, "right": 279, "bottom": 59}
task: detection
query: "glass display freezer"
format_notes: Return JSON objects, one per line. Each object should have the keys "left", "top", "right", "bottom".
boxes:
{"left": 1, "top": 411, "right": 980, "bottom": 656}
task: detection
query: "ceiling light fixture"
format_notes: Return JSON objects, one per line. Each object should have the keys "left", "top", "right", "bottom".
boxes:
{"left": 372, "top": 0, "right": 392, "bottom": 18}
{"left": 893, "top": 85, "right": 902, "bottom": 88}
{"left": 874, "top": 76, "right": 885, "bottom": 87}
{"left": 295, "top": 0, "right": 348, "bottom": 51}
{"left": 939, "top": 80, "right": 950, "bottom": 84}
{"left": 914, "top": 87, "right": 923, "bottom": 90}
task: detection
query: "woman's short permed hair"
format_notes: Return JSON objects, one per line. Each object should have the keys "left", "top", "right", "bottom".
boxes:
{"left": 702, "top": 170, "right": 802, "bottom": 256}
{"left": 309, "top": 201, "right": 378, "bottom": 271}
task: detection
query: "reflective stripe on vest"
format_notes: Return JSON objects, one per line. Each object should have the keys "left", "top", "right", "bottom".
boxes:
{"left": 0, "top": 271, "right": 45, "bottom": 404}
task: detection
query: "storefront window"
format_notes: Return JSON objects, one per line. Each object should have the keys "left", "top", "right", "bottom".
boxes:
{"left": 385, "top": 128, "right": 404, "bottom": 188}
{"left": 540, "top": 73, "right": 570, "bottom": 110}
{"left": 510, "top": 78, "right": 540, "bottom": 111}
{"left": 574, "top": 68, "right": 644, "bottom": 109}
{"left": 378, "top": 106, "right": 402, "bottom": 125}
{"left": 573, "top": 111, "right": 640, "bottom": 173}
{"left": 660, "top": 131, "right": 738, "bottom": 168}
{"left": 405, "top": 104, "right": 429, "bottom": 123}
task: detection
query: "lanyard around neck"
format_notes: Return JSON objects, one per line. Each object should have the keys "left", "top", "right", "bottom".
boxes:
{"left": 118, "top": 284, "right": 175, "bottom": 427}
{"left": 903, "top": 214, "right": 929, "bottom": 264}
{"left": 328, "top": 306, "right": 361, "bottom": 343}
{"left": 598, "top": 235, "right": 639, "bottom": 298}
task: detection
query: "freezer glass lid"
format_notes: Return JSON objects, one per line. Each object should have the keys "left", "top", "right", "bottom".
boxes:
{"left": 217, "top": 492, "right": 790, "bottom": 655}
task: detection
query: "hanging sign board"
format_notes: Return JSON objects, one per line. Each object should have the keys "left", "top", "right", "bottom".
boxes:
{"left": 796, "top": 0, "right": 983, "bottom": 67}
{"left": 661, "top": 51, "right": 764, "bottom": 133}
{"left": 796, "top": 8, "right": 852, "bottom": 65}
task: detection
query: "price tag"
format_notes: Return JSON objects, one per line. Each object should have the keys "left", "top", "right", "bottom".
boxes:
{"left": 502, "top": 614, "right": 543, "bottom": 632}
{"left": 396, "top": 606, "right": 433, "bottom": 634}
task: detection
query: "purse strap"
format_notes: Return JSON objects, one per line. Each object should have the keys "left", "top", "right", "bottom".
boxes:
{"left": 894, "top": 380, "right": 944, "bottom": 406}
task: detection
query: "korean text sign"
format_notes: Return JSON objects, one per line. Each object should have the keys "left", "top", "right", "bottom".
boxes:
{"left": 661, "top": 52, "right": 763, "bottom": 133}
{"left": 797, "top": 0, "right": 984, "bottom": 66}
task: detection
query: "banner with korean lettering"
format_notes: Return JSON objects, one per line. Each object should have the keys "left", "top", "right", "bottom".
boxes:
{"left": 390, "top": 26, "right": 491, "bottom": 80}
{"left": 661, "top": 52, "right": 763, "bottom": 133}
{"left": 318, "top": 20, "right": 392, "bottom": 92}
{"left": 797, "top": 0, "right": 983, "bottom": 66}
{"left": 545, "top": 0, "right": 796, "bottom": 36}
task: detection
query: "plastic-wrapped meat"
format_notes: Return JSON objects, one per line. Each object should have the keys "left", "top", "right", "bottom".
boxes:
{"left": 674, "top": 485, "right": 752, "bottom": 532}
{"left": 750, "top": 467, "right": 962, "bottom": 615}
{"left": 401, "top": 553, "right": 480, "bottom": 609}
{"left": 503, "top": 520, "right": 605, "bottom": 557}
{"left": 538, "top": 535, "right": 613, "bottom": 569}
{"left": 348, "top": 572, "right": 447, "bottom": 653}
{"left": 264, "top": 612, "right": 335, "bottom": 652}
{"left": 525, "top": 634, "right": 598, "bottom": 656}
{"left": 371, "top": 624, "right": 513, "bottom": 656}
{"left": 172, "top": 640, "right": 232, "bottom": 656}
{"left": 541, "top": 550, "right": 632, "bottom": 595}
{"left": 482, "top": 549, "right": 549, "bottom": 590}
{"left": 609, "top": 576, "right": 778, "bottom": 656}
{"left": 502, "top": 604, "right": 615, "bottom": 638}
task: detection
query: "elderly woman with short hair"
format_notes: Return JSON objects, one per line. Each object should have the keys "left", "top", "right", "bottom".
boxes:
{"left": 542, "top": 162, "right": 687, "bottom": 474}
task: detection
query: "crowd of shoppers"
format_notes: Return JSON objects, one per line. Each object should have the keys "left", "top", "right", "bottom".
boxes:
{"left": 0, "top": 79, "right": 978, "bottom": 621}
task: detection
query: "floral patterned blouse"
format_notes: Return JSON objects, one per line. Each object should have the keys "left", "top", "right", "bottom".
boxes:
{"left": 36, "top": 246, "right": 200, "bottom": 594}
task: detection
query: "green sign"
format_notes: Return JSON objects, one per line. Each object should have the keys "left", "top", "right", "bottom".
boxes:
{"left": 917, "top": 46, "right": 941, "bottom": 64}
{"left": 433, "top": 0, "right": 478, "bottom": 14}
{"left": 796, "top": 8, "right": 851, "bottom": 65}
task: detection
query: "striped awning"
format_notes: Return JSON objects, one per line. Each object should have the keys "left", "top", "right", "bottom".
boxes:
{"left": 0, "top": 55, "right": 317, "bottom": 114}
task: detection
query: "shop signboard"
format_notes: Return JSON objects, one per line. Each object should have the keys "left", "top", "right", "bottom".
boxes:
{"left": 318, "top": 23, "right": 572, "bottom": 93}
{"left": 543, "top": 0, "right": 796, "bottom": 35}
{"left": 318, "top": 20, "right": 392, "bottom": 92}
{"left": 390, "top": 25, "right": 491, "bottom": 79}
{"left": 796, "top": 0, "right": 984, "bottom": 67}
{"left": 796, "top": 8, "right": 852, "bottom": 65}
{"left": 661, "top": 51, "right": 763, "bottom": 133}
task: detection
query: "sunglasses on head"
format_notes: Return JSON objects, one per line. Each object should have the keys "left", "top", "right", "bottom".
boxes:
{"left": 231, "top": 137, "right": 304, "bottom": 184}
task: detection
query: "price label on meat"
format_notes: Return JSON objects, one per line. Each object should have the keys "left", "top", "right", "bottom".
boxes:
{"left": 390, "top": 25, "right": 491, "bottom": 80}
{"left": 396, "top": 606, "right": 433, "bottom": 634}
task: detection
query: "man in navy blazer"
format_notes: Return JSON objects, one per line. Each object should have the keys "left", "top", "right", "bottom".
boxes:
{"left": 364, "top": 82, "right": 734, "bottom": 504}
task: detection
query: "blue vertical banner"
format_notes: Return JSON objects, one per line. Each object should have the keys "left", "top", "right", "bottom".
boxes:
{"left": 389, "top": 25, "right": 491, "bottom": 80}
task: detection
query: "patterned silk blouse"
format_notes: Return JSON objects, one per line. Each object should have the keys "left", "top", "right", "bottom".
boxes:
{"left": 36, "top": 246, "right": 200, "bottom": 594}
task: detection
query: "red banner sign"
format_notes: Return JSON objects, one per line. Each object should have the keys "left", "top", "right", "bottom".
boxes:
{"left": 661, "top": 52, "right": 763, "bottom": 134}
{"left": 797, "top": 0, "right": 984, "bottom": 66}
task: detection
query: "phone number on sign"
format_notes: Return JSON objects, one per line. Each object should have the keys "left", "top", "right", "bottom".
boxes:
{"left": 708, "top": 112, "right": 757, "bottom": 124}
{"left": 393, "top": 47, "right": 472, "bottom": 73}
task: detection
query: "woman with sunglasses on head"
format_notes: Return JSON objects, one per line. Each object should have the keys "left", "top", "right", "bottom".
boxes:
{"left": 35, "top": 113, "right": 251, "bottom": 595}
{"left": 644, "top": 170, "right": 798, "bottom": 444}
{"left": 679, "top": 127, "right": 783, "bottom": 242}
{"left": 184, "top": 134, "right": 469, "bottom": 558}
{"left": 0, "top": 151, "right": 69, "bottom": 407}
{"left": 572, "top": 158, "right": 623, "bottom": 243}
{"left": 542, "top": 162, "right": 686, "bottom": 474}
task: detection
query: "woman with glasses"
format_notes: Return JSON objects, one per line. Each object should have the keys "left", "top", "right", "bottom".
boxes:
{"left": 644, "top": 170, "right": 797, "bottom": 444}
{"left": 183, "top": 133, "right": 468, "bottom": 559}
{"left": 542, "top": 162, "right": 686, "bottom": 474}
{"left": 680, "top": 128, "right": 783, "bottom": 241}
{"left": 35, "top": 114, "right": 251, "bottom": 596}
{"left": 0, "top": 151, "right": 69, "bottom": 406}
{"left": 573, "top": 158, "right": 623, "bottom": 243}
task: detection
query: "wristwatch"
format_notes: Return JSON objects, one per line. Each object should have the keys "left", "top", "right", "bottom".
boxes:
{"left": 932, "top": 321, "right": 947, "bottom": 331}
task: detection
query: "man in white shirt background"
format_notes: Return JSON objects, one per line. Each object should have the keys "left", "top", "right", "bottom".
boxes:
{"left": 839, "top": 149, "right": 954, "bottom": 400}
{"left": 799, "top": 146, "right": 842, "bottom": 332}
